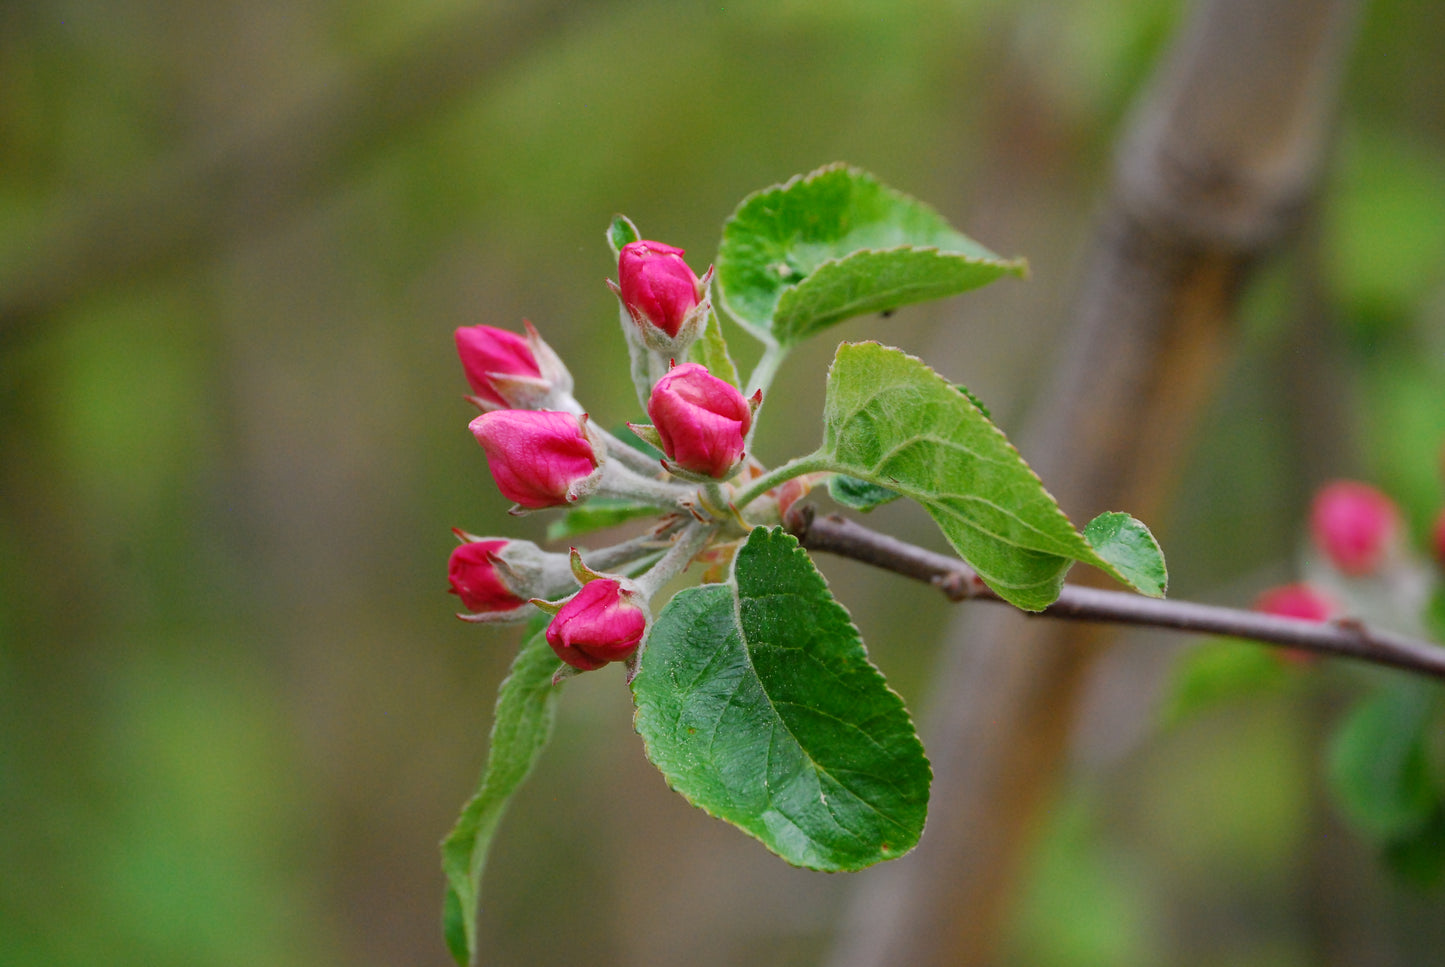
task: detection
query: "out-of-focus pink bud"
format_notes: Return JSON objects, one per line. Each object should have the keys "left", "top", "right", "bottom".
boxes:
{"left": 614, "top": 240, "right": 704, "bottom": 339}
{"left": 1255, "top": 583, "right": 1337, "bottom": 622}
{"left": 1431, "top": 508, "right": 1445, "bottom": 569}
{"left": 1309, "top": 480, "right": 1400, "bottom": 575}
{"left": 469, "top": 410, "right": 601, "bottom": 509}
{"left": 544, "top": 578, "right": 648, "bottom": 670}
{"left": 646, "top": 363, "right": 753, "bottom": 478}
{"left": 455, "top": 322, "right": 573, "bottom": 411}
{"left": 448, "top": 538, "right": 529, "bottom": 614}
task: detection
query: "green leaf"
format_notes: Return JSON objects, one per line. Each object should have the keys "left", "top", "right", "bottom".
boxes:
{"left": 1327, "top": 684, "right": 1440, "bottom": 842}
{"left": 1082, "top": 512, "right": 1168, "bottom": 598}
{"left": 827, "top": 474, "right": 902, "bottom": 512}
{"left": 441, "top": 623, "right": 564, "bottom": 966}
{"left": 687, "top": 309, "right": 742, "bottom": 389}
{"left": 1159, "top": 639, "right": 1289, "bottom": 727}
{"left": 1424, "top": 586, "right": 1445, "bottom": 644}
{"left": 631, "top": 526, "right": 931, "bottom": 871}
{"left": 817, "top": 342, "right": 1162, "bottom": 610}
{"left": 607, "top": 213, "right": 639, "bottom": 257}
{"left": 545, "top": 499, "right": 660, "bottom": 541}
{"left": 716, "top": 164, "right": 1026, "bottom": 344}
{"left": 1382, "top": 805, "right": 1445, "bottom": 889}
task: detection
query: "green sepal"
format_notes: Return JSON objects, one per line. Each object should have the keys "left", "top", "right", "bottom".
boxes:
{"left": 631, "top": 526, "right": 931, "bottom": 870}
{"left": 607, "top": 214, "right": 640, "bottom": 258}
{"left": 441, "top": 621, "right": 564, "bottom": 966}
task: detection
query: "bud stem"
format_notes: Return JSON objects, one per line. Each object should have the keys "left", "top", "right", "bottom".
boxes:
{"left": 732, "top": 452, "right": 834, "bottom": 512}
{"left": 634, "top": 522, "right": 718, "bottom": 599}
{"left": 581, "top": 519, "right": 687, "bottom": 573}
{"left": 596, "top": 462, "right": 695, "bottom": 509}
{"left": 745, "top": 340, "right": 788, "bottom": 400}
{"left": 593, "top": 424, "right": 672, "bottom": 477}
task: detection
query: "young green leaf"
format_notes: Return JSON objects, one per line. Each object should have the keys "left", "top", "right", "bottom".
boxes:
{"left": 1327, "top": 683, "right": 1441, "bottom": 842}
{"left": 817, "top": 342, "right": 1165, "bottom": 610}
{"left": 1159, "top": 638, "right": 1290, "bottom": 727}
{"left": 631, "top": 526, "right": 931, "bottom": 871}
{"left": 442, "top": 623, "right": 564, "bottom": 966}
{"left": 715, "top": 164, "right": 1025, "bottom": 344}
{"left": 546, "top": 498, "right": 661, "bottom": 541}
{"left": 1082, "top": 512, "right": 1168, "bottom": 598}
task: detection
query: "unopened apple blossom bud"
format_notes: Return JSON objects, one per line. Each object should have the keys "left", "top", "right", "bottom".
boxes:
{"left": 615, "top": 241, "right": 704, "bottom": 339}
{"left": 646, "top": 363, "right": 753, "bottom": 479}
{"left": 447, "top": 538, "right": 530, "bottom": 614}
{"left": 1255, "top": 583, "right": 1337, "bottom": 622}
{"left": 469, "top": 410, "right": 602, "bottom": 509}
{"left": 454, "top": 322, "right": 573, "bottom": 411}
{"left": 544, "top": 578, "right": 649, "bottom": 671}
{"left": 1310, "top": 480, "right": 1400, "bottom": 575}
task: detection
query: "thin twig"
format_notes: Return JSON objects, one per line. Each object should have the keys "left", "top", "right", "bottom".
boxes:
{"left": 785, "top": 504, "right": 1445, "bottom": 681}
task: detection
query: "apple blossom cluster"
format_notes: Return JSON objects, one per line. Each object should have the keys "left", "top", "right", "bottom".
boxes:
{"left": 446, "top": 235, "right": 770, "bottom": 678}
{"left": 1252, "top": 474, "right": 1445, "bottom": 663}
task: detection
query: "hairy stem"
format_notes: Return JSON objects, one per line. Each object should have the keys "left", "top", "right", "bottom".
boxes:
{"left": 731, "top": 453, "right": 832, "bottom": 511}
{"left": 744, "top": 339, "right": 788, "bottom": 400}
{"left": 634, "top": 522, "right": 718, "bottom": 599}
{"left": 786, "top": 505, "right": 1445, "bottom": 680}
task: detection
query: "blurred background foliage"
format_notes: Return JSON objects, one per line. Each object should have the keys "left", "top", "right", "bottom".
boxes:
{"left": 1, "top": 0, "right": 1443, "bottom": 965}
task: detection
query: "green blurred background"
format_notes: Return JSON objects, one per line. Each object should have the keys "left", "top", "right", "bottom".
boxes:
{"left": 2, "top": 1, "right": 1444, "bottom": 965}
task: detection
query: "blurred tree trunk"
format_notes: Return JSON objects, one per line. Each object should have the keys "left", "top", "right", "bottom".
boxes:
{"left": 826, "top": 1, "right": 1362, "bottom": 965}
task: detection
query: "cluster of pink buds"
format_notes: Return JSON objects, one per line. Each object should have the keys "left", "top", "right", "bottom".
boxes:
{"left": 450, "top": 235, "right": 751, "bottom": 674}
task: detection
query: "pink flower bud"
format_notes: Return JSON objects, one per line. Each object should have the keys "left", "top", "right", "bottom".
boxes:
{"left": 455, "top": 325, "right": 540, "bottom": 405}
{"left": 615, "top": 240, "right": 703, "bottom": 339}
{"left": 1255, "top": 583, "right": 1336, "bottom": 622}
{"left": 454, "top": 322, "right": 573, "bottom": 411}
{"left": 646, "top": 363, "right": 752, "bottom": 478}
{"left": 448, "top": 539, "right": 529, "bottom": 614}
{"left": 469, "top": 410, "right": 601, "bottom": 509}
{"left": 1309, "top": 480, "right": 1400, "bottom": 575}
{"left": 544, "top": 578, "right": 648, "bottom": 670}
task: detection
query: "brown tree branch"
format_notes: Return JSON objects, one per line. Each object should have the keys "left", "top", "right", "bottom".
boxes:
{"left": 826, "top": 2, "right": 1364, "bottom": 966}
{"left": 786, "top": 505, "right": 1445, "bottom": 680}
